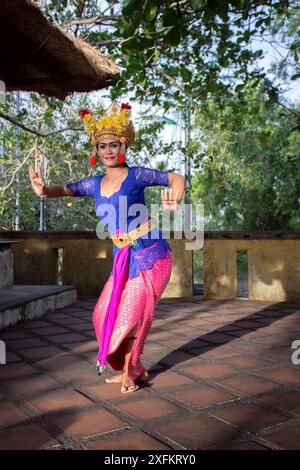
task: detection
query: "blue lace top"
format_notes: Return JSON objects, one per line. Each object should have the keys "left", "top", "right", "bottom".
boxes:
{"left": 66, "top": 166, "right": 172, "bottom": 279}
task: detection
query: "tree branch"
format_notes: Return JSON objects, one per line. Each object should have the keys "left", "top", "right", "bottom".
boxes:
{"left": 74, "top": 0, "right": 88, "bottom": 37}
{"left": 65, "top": 14, "right": 122, "bottom": 27}
{"left": 0, "top": 148, "right": 35, "bottom": 194}
{"left": 0, "top": 111, "right": 83, "bottom": 137}
{"left": 90, "top": 38, "right": 123, "bottom": 46}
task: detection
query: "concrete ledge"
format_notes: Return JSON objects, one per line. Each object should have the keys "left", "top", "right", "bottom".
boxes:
{"left": 0, "top": 285, "right": 77, "bottom": 330}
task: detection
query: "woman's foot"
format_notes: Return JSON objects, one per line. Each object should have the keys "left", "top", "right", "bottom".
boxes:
{"left": 105, "top": 373, "right": 123, "bottom": 383}
{"left": 121, "top": 373, "right": 139, "bottom": 393}
{"left": 106, "top": 369, "right": 149, "bottom": 384}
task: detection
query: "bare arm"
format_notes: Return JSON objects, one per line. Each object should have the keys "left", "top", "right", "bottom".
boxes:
{"left": 29, "top": 162, "right": 72, "bottom": 198}
{"left": 44, "top": 185, "right": 72, "bottom": 197}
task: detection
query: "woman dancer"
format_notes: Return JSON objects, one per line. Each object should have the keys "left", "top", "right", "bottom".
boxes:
{"left": 29, "top": 101, "right": 185, "bottom": 393}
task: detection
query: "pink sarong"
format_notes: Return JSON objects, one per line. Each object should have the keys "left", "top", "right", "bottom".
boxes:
{"left": 93, "top": 242, "right": 173, "bottom": 382}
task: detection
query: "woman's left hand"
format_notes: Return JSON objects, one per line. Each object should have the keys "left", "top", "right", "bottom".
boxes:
{"left": 161, "top": 188, "right": 180, "bottom": 212}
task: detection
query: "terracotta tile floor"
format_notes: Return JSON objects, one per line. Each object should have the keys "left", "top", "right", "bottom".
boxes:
{"left": 0, "top": 296, "right": 300, "bottom": 450}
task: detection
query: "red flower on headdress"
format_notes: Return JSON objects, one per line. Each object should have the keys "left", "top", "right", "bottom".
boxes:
{"left": 79, "top": 109, "right": 90, "bottom": 118}
{"left": 121, "top": 103, "right": 131, "bottom": 110}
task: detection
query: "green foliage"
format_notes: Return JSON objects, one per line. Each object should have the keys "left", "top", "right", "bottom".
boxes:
{"left": 1, "top": 0, "right": 299, "bottom": 233}
{"left": 190, "top": 82, "right": 300, "bottom": 230}
{"left": 0, "top": 91, "right": 174, "bottom": 230}
{"left": 35, "top": 1, "right": 299, "bottom": 115}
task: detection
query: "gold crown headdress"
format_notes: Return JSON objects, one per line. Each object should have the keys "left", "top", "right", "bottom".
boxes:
{"left": 79, "top": 100, "right": 135, "bottom": 166}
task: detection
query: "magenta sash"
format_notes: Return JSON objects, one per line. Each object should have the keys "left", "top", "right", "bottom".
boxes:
{"left": 96, "top": 242, "right": 130, "bottom": 374}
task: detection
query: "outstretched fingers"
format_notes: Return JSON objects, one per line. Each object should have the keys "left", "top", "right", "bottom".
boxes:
{"left": 161, "top": 188, "right": 179, "bottom": 202}
{"left": 29, "top": 165, "right": 37, "bottom": 181}
{"left": 37, "top": 161, "right": 42, "bottom": 178}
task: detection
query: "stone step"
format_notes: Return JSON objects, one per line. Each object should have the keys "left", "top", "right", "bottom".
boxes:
{"left": 0, "top": 284, "right": 77, "bottom": 330}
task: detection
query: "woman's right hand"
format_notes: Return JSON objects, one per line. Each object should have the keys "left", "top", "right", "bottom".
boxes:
{"left": 29, "top": 162, "right": 46, "bottom": 197}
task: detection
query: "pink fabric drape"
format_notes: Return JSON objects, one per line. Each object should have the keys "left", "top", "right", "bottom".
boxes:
{"left": 96, "top": 242, "right": 130, "bottom": 374}
{"left": 93, "top": 249, "right": 173, "bottom": 381}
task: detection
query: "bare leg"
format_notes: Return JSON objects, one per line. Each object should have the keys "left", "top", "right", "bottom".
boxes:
{"left": 121, "top": 338, "right": 139, "bottom": 393}
{"left": 106, "top": 360, "right": 149, "bottom": 384}
{"left": 105, "top": 340, "right": 126, "bottom": 383}
{"left": 106, "top": 366, "right": 149, "bottom": 383}
{"left": 106, "top": 323, "right": 139, "bottom": 384}
{"left": 105, "top": 324, "right": 149, "bottom": 388}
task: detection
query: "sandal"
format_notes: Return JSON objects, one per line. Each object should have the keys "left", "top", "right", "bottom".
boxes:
{"left": 121, "top": 373, "right": 140, "bottom": 393}
{"left": 121, "top": 383, "right": 139, "bottom": 393}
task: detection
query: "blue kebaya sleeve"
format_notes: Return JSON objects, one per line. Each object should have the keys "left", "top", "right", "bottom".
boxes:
{"left": 134, "top": 167, "right": 170, "bottom": 188}
{"left": 66, "top": 176, "right": 95, "bottom": 197}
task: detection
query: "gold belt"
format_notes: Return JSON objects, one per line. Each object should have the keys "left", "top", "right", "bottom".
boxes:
{"left": 111, "top": 218, "right": 154, "bottom": 249}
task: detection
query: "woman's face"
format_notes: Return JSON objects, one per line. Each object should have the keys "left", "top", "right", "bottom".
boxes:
{"left": 97, "top": 139, "right": 121, "bottom": 167}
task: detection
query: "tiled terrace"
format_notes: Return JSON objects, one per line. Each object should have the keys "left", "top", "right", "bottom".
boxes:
{"left": 0, "top": 296, "right": 300, "bottom": 450}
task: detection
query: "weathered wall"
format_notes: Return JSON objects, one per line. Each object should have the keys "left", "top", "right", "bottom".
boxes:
{"left": 0, "top": 232, "right": 193, "bottom": 298}
{"left": 204, "top": 233, "right": 300, "bottom": 302}
{"left": 3, "top": 230, "right": 300, "bottom": 302}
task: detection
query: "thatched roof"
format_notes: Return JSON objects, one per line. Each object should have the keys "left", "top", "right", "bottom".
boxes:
{"left": 0, "top": 0, "right": 120, "bottom": 100}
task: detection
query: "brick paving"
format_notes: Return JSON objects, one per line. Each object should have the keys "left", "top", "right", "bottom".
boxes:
{"left": 0, "top": 296, "right": 300, "bottom": 450}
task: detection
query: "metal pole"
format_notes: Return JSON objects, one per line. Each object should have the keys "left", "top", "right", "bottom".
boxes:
{"left": 184, "top": 105, "right": 191, "bottom": 201}
{"left": 15, "top": 92, "right": 20, "bottom": 231}
{"left": 183, "top": 102, "right": 192, "bottom": 234}
{"left": 39, "top": 152, "right": 45, "bottom": 231}
{"left": 38, "top": 98, "right": 46, "bottom": 231}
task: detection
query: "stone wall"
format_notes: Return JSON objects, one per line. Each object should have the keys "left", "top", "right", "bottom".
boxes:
{"left": 203, "top": 232, "right": 300, "bottom": 302}
{"left": 0, "top": 231, "right": 193, "bottom": 298}
{"left": 2, "top": 230, "right": 299, "bottom": 302}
